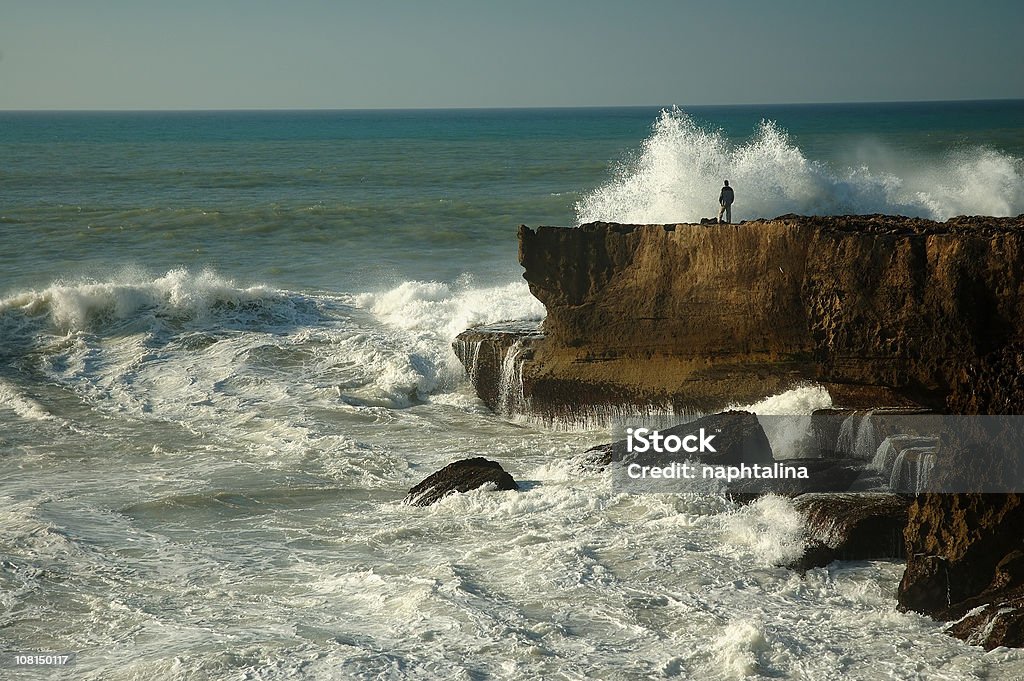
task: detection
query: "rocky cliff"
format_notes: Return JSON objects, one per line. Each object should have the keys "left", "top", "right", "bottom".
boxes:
{"left": 454, "top": 214, "right": 1024, "bottom": 649}
{"left": 509, "top": 215, "right": 1024, "bottom": 416}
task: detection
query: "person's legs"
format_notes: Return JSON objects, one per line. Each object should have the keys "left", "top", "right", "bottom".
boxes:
{"left": 725, "top": 204, "right": 731, "bottom": 223}
{"left": 718, "top": 204, "right": 726, "bottom": 222}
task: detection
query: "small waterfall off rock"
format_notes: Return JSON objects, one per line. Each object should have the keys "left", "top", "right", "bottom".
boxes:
{"left": 497, "top": 339, "right": 528, "bottom": 417}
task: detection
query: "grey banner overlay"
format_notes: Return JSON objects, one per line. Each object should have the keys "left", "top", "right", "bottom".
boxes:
{"left": 608, "top": 413, "right": 1024, "bottom": 494}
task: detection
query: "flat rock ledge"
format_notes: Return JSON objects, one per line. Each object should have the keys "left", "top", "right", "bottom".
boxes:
{"left": 406, "top": 457, "right": 519, "bottom": 506}
{"left": 468, "top": 215, "right": 1024, "bottom": 419}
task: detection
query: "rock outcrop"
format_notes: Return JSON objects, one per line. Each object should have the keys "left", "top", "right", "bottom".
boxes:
{"left": 406, "top": 458, "right": 519, "bottom": 506}
{"left": 790, "top": 493, "right": 912, "bottom": 571}
{"left": 451, "top": 214, "right": 1024, "bottom": 649}
{"left": 481, "top": 215, "right": 1024, "bottom": 417}
{"left": 898, "top": 493, "right": 1024, "bottom": 649}
{"left": 453, "top": 321, "right": 542, "bottom": 415}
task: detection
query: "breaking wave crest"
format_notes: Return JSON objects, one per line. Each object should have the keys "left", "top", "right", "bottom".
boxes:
{"left": 576, "top": 107, "right": 1024, "bottom": 224}
{"left": 0, "top": 267, "right": 308, "bottom": 335}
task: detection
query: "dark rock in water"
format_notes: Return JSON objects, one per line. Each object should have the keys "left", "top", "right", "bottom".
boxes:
{"left": 406, "top": 457, "right": 519, "bottom": 506}
{"left": 943, "top": 556, "right": 1024, "bottom": 649}
{"left": 586, "top": 410, "right": 773, "bottom": 470}
{"left": 699, "top": 217, "right": 720, "bottom": 225}
{"left": 788, "top": 493, "right": 911, "bottom": 571}
{"left": 898, "top": 493, "right": 1024, "bottom": 649}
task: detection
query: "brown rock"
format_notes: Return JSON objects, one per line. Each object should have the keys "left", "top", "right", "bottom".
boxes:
{"left": 504, "top": 216, "right": 1024, "bottom": 418}
{"left": 898, "top": 493, "right": 1024, "bottom": 649}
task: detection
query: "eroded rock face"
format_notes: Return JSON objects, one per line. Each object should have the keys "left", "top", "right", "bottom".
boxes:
{"left": 947, "top": 343, "right": 1024, "bottom": 415}
{"left": 406, "top": 458, "right": 519, "bottom": 506}
{"left": 789, "top": 493, "right": 912, "bottom": 571}
{"left": 452, "top": 321, "right": 543, "bottom": 414}
{"left": 512, "top": 216, "right": 1024, "bottom": 415}
{"left": 898, "top": 493, "right": 1024, "bottom": 649}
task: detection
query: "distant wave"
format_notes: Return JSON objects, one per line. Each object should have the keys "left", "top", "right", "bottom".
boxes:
{"left": 0, "top": 268, "right": 310, "bottom": 335}
{"left": 576, "top": 107, "right": 1024, "bottom": 224}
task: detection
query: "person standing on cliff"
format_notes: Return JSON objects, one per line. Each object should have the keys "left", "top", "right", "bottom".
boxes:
{"left": 718, "top": 180, "right": 735, "bottom": 223}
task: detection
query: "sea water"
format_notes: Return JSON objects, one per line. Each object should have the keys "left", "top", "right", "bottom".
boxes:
{"left": 2, "top": 103, "right": 1024, "bottom": 679}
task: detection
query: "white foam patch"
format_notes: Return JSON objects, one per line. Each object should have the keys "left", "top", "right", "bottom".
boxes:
{"left": 576, "top": 107, "right": 1024, "bottom": 224}
{"left": 712, "top": 620, "right": 772, "bottom": 679}
{"left": 721, "top": 495, "right": 806, "bottom": 567}
{"left": 731, "top": 385, "right": 833, "bottom": 458}
{"left": 353, "top": 278, "right": 545, "bottom": 404}
{"left": 0, "top": 379, "right": 55, "bottom": 421}
{"left": 356, "top": 279, "right": 545, "bottom": 342}
{"left": 735, "top": 384, "right": 833, "bottom": 416}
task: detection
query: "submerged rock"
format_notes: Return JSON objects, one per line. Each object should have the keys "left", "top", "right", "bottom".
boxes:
{"left": 406, "top": 457, "right": 519, "bottom": 506}
{"left": 788, "top": 493, "right": 911, "bottom": 571}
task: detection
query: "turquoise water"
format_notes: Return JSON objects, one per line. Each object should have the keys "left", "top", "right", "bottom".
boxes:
{"left": 4, "top": 101, "right": 1022, "bottom": 294}
{"left": 2, "top": 102, "right": 1024, "bottom": 679}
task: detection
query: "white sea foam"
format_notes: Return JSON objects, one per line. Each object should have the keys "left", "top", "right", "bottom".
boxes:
{"left": 721, "top": 494, "right": 806, "bottom": 567}
{"left": 353, "top": 278, "right": 545, "bottom": 405}
{"left": 728, "top": 385, "right": 833, "bottom": 458}
{"left": 0, "top": 379, "right": 55, "bottom": 422}
{"left": 576, "top": 107, "right": 1024, "bottom": 224}
{"left": 0, "top": 267, "right": 301, "bottom": 333}
{"left": 735, "top": 384, "right": 833, "bottom": 416}
{"left": 356, "top": 279, "right": 545, "bottom": 343}
{"left": 711, "top": 621, "right": 772, "bottom": 679}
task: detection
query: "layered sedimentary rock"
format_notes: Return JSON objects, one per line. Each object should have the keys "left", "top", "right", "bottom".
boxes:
{"left": 501, "top": 215, "right": 1024, "bottom": 417}
{"left": 453, "top": 321, "right": 542, "bottom": 414}
{"left": 791, "top": 493, "right": 912, "bottom": 571}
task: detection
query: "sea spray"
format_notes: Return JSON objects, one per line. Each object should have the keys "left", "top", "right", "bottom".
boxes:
{"left": 734, "top": 384, "right": 833, "bottom": 459}
{"left": 576, "top": 107, "right": 1024, "bottom": 224}
{"left": 357, "top": 279, "right": 545, "bottom": 403}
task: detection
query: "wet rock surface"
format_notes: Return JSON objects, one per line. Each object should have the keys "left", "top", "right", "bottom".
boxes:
{"left": 788, "top": 493, "right": 912, "bottom": 571}
{"left": 898, "top": 493, "right": 1024, "bottom": 649}
{"left": 406, "top": 457, "right": 519, "bottom": 506}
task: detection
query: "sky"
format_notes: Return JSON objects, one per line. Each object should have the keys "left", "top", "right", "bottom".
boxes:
{"left": 2, "top": 0, "right": 1023, "bottom": 110}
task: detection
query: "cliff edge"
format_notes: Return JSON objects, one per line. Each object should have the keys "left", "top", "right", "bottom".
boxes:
{"left": 512, "top": 215, "right": 1024, "bottom": 415}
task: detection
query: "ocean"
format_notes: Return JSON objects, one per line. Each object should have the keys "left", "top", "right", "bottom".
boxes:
{"left": 2, "top": 101, "right": 1024, "bottom": 679}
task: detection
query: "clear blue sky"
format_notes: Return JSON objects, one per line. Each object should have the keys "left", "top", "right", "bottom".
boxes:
{"left": 2, "top": 0, "right": 1022, "bottom": 110}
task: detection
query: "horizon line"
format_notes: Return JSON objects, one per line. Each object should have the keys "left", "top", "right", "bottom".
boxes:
{"left": 2, "top": 97, "right": 1023, "bottom": 114}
